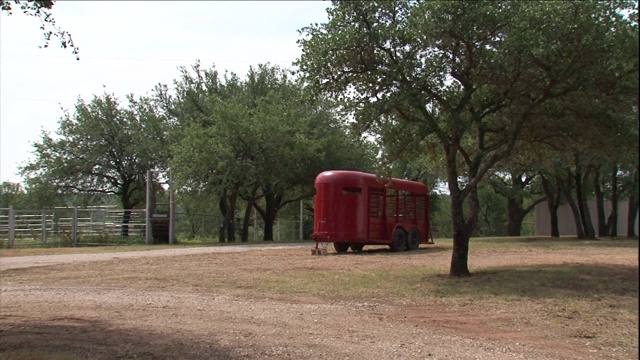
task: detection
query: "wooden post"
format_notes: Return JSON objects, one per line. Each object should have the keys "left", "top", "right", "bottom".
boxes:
{"left": 41, "top": 211, "right": 47, "bottom": 244}
{"left": 169, "top": 172, "right": 175, "bottom": 245}
{"left": 145, "top": 170, "right": 153, "bottom": 245}
{"left": 72, "top": 206, "right": 78, "bottom": 247}
{"left": 8, "top": 206, "right": 15, "bottom": 248}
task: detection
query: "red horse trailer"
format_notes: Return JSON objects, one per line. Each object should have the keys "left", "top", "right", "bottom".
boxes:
{"left": 311, "top": 170, "right": 433, "bottom": 253}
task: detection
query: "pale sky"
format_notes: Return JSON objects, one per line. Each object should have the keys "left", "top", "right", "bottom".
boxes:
{"left": 0, "top": 1, "right": 331, "bottom": 184}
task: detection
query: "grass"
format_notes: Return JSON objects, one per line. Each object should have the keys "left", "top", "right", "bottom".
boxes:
{"left": 2, "top": 234, "right": 632, "bottom": 256}
{"left": 2, "top": 237, "right": 637, "bottom": 304}
{"left": 250, "top": 259, "right": 638, "bottom": 304}
{"left": 431, "top": 263, "right": 638, "bottom": 299}
{"left": 470, "top": 236, "right": 640, "bottom": 249}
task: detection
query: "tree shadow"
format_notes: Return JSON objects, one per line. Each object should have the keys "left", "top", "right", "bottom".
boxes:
{"left": 472, "top": 237, "right": 639, "bottom": 248}
{"left": 0, "top": 316, "right": 240, "bottom": 360}
{"left": 432, "top": 263, "right": 639, "bottom": 299}
{"left": 333, "top": 244, "right": 450, "bottom": 256}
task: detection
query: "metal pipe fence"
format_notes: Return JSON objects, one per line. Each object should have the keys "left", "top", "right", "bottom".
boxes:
{"left": 1, "top": 206, "right": 309, "bottom": 248}
{"left": 0, "top": 206, "right": 146, "bottom": 248}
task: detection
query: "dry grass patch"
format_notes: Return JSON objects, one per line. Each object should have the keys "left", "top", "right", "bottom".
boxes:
{"left": 1, "top": 237, "right": 637, "bottom": 358}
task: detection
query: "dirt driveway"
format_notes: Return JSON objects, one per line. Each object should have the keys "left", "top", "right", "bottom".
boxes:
{"left": 0, "top": 241, "right": 637, "bottom": 360}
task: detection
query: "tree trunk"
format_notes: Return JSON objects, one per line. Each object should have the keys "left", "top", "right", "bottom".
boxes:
{"left": 608, "top": 165, "right": 619, "bottom": 238}
{"left": 627, "top": 196, "right": 639, "bottom": 238}
{"left": 574, "top": 161, "right": 596, "bottom": 239}
{"left": 549, "top": 203, "right": 560, "bottom": 238}
{"left": 241, "top": 198, "right": 254, "bottom": 242}
{"left": 255, "top": 185, "right": 284, "bottom": 242}
{"left": 261, "top": 197, "right": 278, "bottom": 242}
{"left": 218, "top": 197, "right": 227, "bottom": 243}
{"left": 627, "top": 169, "right": 639, "bottom": 238}
{"left": 446, "top": 139, "right": 472, "bottom": 277}
{"left": 225, "top": 191, "right": 238, "bottom": 243}
{"left": 504, "top": 174, "right": 525, "bottom": 237}
{"left": 121, "top": 210, "right": 131, "bottom": 237}
{"left": 506, "top": 197, "right": 524, "bottom": 236}
{"left": 449, "top": 190, "right": 471, "bottom": 277}
{"left": 120, "top": 191, "right": 132, "bottom": 237}
{"left": 540, "top": 173, "right": 561, "bottom": 237}
{"left": 263, "top": 214, "right": 275, "bottom": 241}
{"left": 563, "top": 172, "right": 585, "bottom": 239}
{"left": 594, "top": 167, "right": 609, "bottom": 237}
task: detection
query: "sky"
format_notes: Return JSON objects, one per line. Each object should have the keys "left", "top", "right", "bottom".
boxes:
{"left": 0, "top": 1, "right": 331, "bottom": 185}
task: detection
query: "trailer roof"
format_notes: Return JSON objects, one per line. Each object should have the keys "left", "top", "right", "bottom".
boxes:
{"left": 315, "top": 171, "right": 428, "bottom": 194}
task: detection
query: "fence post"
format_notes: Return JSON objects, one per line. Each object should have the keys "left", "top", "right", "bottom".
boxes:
{"left": 41, "top": 211, "right": 47, "bottom": 244}
{"left": 145, "top": 169, "right": 153, "bottom": 245}
{"left": 169, "top": 172, "right": 175, "bottom": 245}
{"left": 8, "top": 205, "right": 15, "bottom": 248}
{"left": 72, "top": 206, "right": 78, "bottom": 247}
{"left": 277, "top": 221, "right": 280, "bottom": 241}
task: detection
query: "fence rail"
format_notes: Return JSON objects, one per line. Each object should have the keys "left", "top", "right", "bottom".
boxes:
{"left": 0, "top": 206, "right": 309, "bottom": 248}
{"left": 0, "top": 206, "right": 146, "bottom": 248}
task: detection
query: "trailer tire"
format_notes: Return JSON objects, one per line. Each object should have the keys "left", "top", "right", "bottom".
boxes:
{"left": 333, "top": 242, "right": 349, "bottom": 253}
{"left": 350, "top": 243, "right": 365, "bottom": 252}
{"left": 407, "top": 228, "right": 421, "bottom": 251}
{"left": 390, "top": 228, "right": 407, "bottom": 252}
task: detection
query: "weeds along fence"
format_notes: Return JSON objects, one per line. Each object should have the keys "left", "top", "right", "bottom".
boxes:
{"left": 0, "top": 206, "right": 146, "bottom": 248}
{"left": 174, "top": 212, "right": 308, "bottom": 243}
{"left": 0, "top": 207, "right": 309, "bottom": 248}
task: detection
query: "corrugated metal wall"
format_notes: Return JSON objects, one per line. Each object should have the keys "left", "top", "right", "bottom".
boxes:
{"left": 534, "top": 200, "right": 639, "bottom": 236}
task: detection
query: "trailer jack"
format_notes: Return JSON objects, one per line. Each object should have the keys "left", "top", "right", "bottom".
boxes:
{"left": 311, "top": 241, "right": 328, "bottom": 255}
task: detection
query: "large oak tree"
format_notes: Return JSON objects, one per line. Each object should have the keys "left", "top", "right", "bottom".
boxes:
{"left": 297, "top": 1, "right": 638, "bottom": 276}
{"left": 21, "top": 92, "right": 169, "bottom": 233}
{"left": 164, "top": 63, "right": 374, "bottom": 242}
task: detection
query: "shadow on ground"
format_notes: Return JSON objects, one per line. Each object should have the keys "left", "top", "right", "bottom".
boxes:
{"left": 0, "top": 315, "right": 239, "bottom": 360}
{"left": 431, "top": 263, "right": 639, "bottom": 299}
{"left": 472, "top": 237, "right": 639, "bottom": 249}
{"left": 330, "top": 244, "right": 450, "bottom": 256}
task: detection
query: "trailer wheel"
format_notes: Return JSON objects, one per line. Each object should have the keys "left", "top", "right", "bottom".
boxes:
{"left": 390, "top": 228, "right": 407, "bottom": 252}
{"left": 333, "top": 242, "right": 349, "bottom": 253}
{"left": 407, "top": 228, "right": 421, "bottom": 251}
{"left": 350, "top": 243, "right": 365, "bottom": 252}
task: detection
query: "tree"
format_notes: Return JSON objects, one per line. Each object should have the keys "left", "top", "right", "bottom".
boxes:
{"left": 21, "top": 92, "right": 169, "bottom": 234}
{"left": 166, "top": 63, "right": 375, "bottom": 242}
{"left": 0, "top": 182, "right": 26, "bottom": 209}
{"left": 1, "top": 0, "right": 79, "bottom": 59}
{"left": 297, "top": 1, "right": 638, "bottom": 276}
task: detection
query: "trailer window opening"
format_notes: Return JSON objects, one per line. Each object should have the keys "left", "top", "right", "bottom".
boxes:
{"left": 369, "top": 187, "right": 384, "bottom": 218}
{"left": 416, "top": 194, "right": 427, "bottom": 221}
{"left": 400, "top": 192, "right": 415, "bottom": 221}
{"left": 386, "top": 188, "right": 397, "bottom": 218}
{"left": 343, "top": 186, "right": 362, "bottom": 195}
